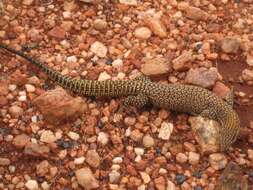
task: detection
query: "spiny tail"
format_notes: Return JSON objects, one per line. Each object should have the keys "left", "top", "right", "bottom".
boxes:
{"left": 0, "top": 43, "right": 73, "bottom": 88}
{"left": 0, "top": 43, "right": 145, "bottom": 97}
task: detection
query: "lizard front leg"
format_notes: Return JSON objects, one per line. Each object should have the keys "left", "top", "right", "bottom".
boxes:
{"left": 117, "top": 94, "right": 149, "bottom": 115}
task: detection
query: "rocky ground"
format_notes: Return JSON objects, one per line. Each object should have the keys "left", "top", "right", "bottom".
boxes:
{"left": 0, "top": 0, "right": 253, "bottom": 190}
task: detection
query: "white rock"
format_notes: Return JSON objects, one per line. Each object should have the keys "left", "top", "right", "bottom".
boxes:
{"left": 159, "top": 168, "right": 167, "bottom": 174}
{"left": 25, "top": 84, "right": 35, "bottom": 92}
{"left": 41, "top": 181, "right": 50, "bottom": 190}
{"left": 31, "top": 115, "right": 38, "bottom": 122}
{"left": 125, "top": 127, "right": 131, "bottom": 137}
{"left": 63, "top": 11, "right": 71, "bottom": 19}
{"left": 138, "top": 185, "right": 146, "bottom": 190}
{"left": 134, "top": 148, "right": 144, "bottom": 156}
{"left": 112, "top": 157, "right": 123, "bottom": 164}
{"left": 67, "top": 131, "right": 80, "bottom": 141}
{"left": 60, "top": 40, "right": 70, "bottom": 48}
{"left": 90, "top": 41, "right": 107, "bottom": 58}
{"left": 140, "top": 172, "right": 151, "bottom": 184}
{"left": 18, "top": 95, "right": 27, "bottom": 102}
{"left": 111, "top": 164, "right": 121, "bottom": 170}
{"left": 134, "top": 27, "right": 152, "bottom": 39}
{"left": 135, "top": 155, "right": 142, "bottom": 162}
{"left": 97, "top": 132, "right": 109, "bottom": 145}
{"left": 75, "top": 168, "right": 99, "bottom": 189}
{"left": 74, "top": 157, "right": 85, "bottom": 165}
{"left": 109, "top": 170, "right": 121, "bottom": 183}
{"left": 66, "top": 55, "right": 77, "bottom": 63}
{"left": 158, "top": 122, "right": 173, "bottom": 140}
{"left": 40, "top": 130, "right": 57, "bottom": 143}
{"left": 8, "top": 84, "right": 17, "bottom": 91}
{"left": 112, "top": 59, "right": 123, "bottom": 69}
{"left": 98, "top": 71, "right": 111, "bottom": 81}
{"left": 25, "top": 180, "right": 39, "bottom": 190}
{"left": 119, "top": 0, "right": 137, "bottom": 5}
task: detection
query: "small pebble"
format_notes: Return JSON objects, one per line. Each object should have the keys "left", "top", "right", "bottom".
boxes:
{"left": 188, "top": 152, "right": 200, "bottom": 165}
{"left": 40, "top": 130, "right": 57, "bottom": 143}
{"left": 74, "top": 157, "right": 85, "bottom": 165}
{"left": 25, "top": 180, "right": 39, "bottom": 190}
{"left": 97, "top": 132, "right": 109, "bottom": 145}
{"left": 90, "top": 41, "right": 107, "bottom": 58}
{"left": 134, "top": 148, "right": 144, "bottom": 156}
{"left": 109, "top": 170, "right": 121, "bottom": 183}
{"left": 0, "top": 157, "right": 10, "bottom": 166}
{"left": 176, "top": 153, "right": 188, "bottom": 163}
{"left": 142, "top": 134, "right": 155, "bottom": 148}
{"left": 93, "top": 19, "right": 107, "bottom": 30}
{"left": 175, "top": 174, "right": 187, "bottom": 185}
{"left": 66, "top": 55, "right": 77, "bottom": 63}
{"left": 25, "top": 84, "right": 36, "bottom": 92}
{"left": 140, "top": 172, "right": 151, "bottom": 184}
{"left": 98, "top": 71, "right": 111, "bottom": 81}
{"left": 112, "top": 157, "right": 123, "bottom": 164}
{"left": 112, "top": 59, "right": 123, "bottom": 69}
{"left": 134, "top": 27, "right": 152, "bottom": 40}
{"left": 75, "top": 168, "right": 99, "bottom": 189}
{"left": 86, "top": 150, "right": 100, "bottom": 168}
{"left": 67, "top": 131, "right": 80, "bottom": 141}
{"left": 158, "top": 122, "right": 173, "bottom": 140}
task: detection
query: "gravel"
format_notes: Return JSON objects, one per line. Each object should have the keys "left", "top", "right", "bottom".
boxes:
{"left": 0, "top": 1, "right": 252, "bottom": 189}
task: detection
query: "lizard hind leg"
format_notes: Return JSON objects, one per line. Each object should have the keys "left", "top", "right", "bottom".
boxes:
{"left": 123, "top": 93, "right": 149, "bottom": 108}
{"left": 117, "top": 94, "right": 149, "bottom": 115}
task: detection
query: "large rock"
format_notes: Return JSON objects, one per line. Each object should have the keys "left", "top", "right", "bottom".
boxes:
{"left": 242, "top": 69, "right": 253, "bottom": 81}
{"left": 0, "top": 81, "right": 8, "bottom": 95}
{"left": 48, "top": 26, "right": 66, "bottom": 40}
{"left": 75, "top": 167, "right": 99, "bottom": 189}
{"left": 185, "top": 67, "right": 219, "bottom": 88}
{"left": 33, "top": 88, "right": 87, "bottom": 124}
{"left": 172, "top": 51, "right": 193, "bottom": 71}
{"left": 185, "top": 6, "right": 209, "bottom": 21}
{"left": 24, "top": 142, "right": 50, "bottom": 157}
{"left": 144, "top": 15, "right": 167, "bottom": 38}
{"left": 141, "top": 57, "right": 171, "bottom": 76}
{"left": 85, "top": 150, "right": 100, "bottom": 168}
{"left": 90, "top": 41, "right": 107, "bottom": 58}
{"left": 215, "top": 161, "right": 248, "bottom": 190}
{"left": 221, "top": 37, "right": 241, "bottom": 53}
{"left": 13, "top": 134, "right": 30, "bottom": 149}
{"left": 189, "top": 116, "right": 219, "bottom": 153}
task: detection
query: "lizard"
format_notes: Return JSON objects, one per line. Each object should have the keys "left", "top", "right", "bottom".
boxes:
{"left": 0, "top": 43, "right": 241, "bottom": 151}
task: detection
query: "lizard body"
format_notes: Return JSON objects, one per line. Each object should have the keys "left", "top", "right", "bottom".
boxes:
{"left": 0, "top": 44, "right": 240, "bottom": 151}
